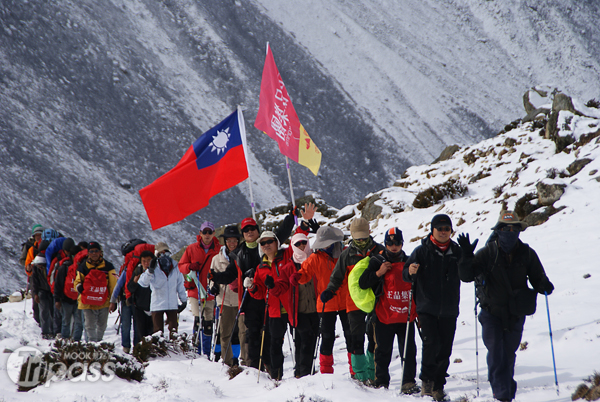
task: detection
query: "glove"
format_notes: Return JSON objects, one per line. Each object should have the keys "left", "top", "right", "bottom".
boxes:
{"left": 307, "top": 218, "right": 320, "bottom": 233}
{"left": 76, "top": 284, "right": 83, "bottom": 294}
{"left": 177, "top": 301, "right": 187, "bottom": 313}
{"left": 538, "top": 279, "right": 554, "bottom": 295}
{"left": 149, "top": 257, "right": 157, "bottom": 274}
{"left": 244, "top": 268, "right": 255, "bottom": 279}
{"left": 457, "top": 233, "right": 479, "bottom": 257}
{"left": 208, "top": 269, "right": 215, "bottom": 281}
{"left": 264, "top": 275, "right": 275, "bottom": 289}
{"left": 243, "top": 277, "right": 254, "bottom": 289}
{"left": 209, "top": 284, "right": 220, "bottom": 296}
{"left": 290, "top": 205, "right": 300, "bottom": 217}
{"left": 184, "top": 280, "right": 196, "bottom": 290}
{"left": 289, "top": 272, "right": 301, "bottom": 286}
{"left": 189, "top": 261, "right": 202, "bottom": 271}
{"left": 320, "top": 289, "right": 335, "bottom": 304}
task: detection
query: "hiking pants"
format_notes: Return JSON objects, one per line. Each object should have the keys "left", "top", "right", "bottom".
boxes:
{"left": 479, "top": 309, "right": 525, "bottom": 401}
{"left": 269, "top": 314, "right": 288, "bottom": 380}
{"left": 243, "top": 298, "right": 270, "bottom": 369}
{"left": 38, "top": 290, "right": 54, "bottom": 336}
{"left": 319, "top": 310, "right": 352, "bottom": 356}
{"left": 418, "top": 312, "right": 457, "bottom": 390}
{"left": 152, "top": 310, "right": 178, "bottom": 334}
{"left": 347, "top": 310, "right": 367, "bottom": 355}
{"left": 219, "top": 305, "right": 239, "bottom": 366}
{"left": 294, "top": 312, "right": 319, "bottom": 377}
{"left": 120, "top": 300, "right": 139, "bottom": 349}
{"left": 83, "top": 308, "right": 109, "bottom": 342}
{"left": 135, "top": 307, "right": 154, "bottom": 339}
{"left": 373, "top": 319, "right": 417, "bottom": 387}
{"left": 61, "top": 302, "right": 83, "bottom": 341}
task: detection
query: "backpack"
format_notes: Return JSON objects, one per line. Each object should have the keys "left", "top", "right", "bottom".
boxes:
{"left": 348, "top": 257, "right": 376, "bottom": 313}
{"left": 63, "top": 261, "right": 80, "bottom": 301}
{"left": 81, "top": 269, "right": 109, "bottom": 306}
{"left": 123, "top": 243, "right": 155, "bottom": 300}
{"left": 48, "top": 251, "right": 68, "bottom": 293}
{"left": 120, "top": 238, "right": 147, "bottom": 256}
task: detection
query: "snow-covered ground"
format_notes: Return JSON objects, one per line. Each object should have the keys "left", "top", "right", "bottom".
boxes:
{"left": 1, "top": 105, "right": 599, "bottom": 401}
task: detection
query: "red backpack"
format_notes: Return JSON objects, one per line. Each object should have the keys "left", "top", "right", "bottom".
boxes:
{"left": 81, "top": 269, "right": 109, "bottom": 306}
{"left": 48, "top": 251, "right": 69, "bottom": 293}
{"left": 123, "top": 243, "right": 155, "bottom": 300}
{"left": 63, "top": 251, "right": 86, "bottom": 301}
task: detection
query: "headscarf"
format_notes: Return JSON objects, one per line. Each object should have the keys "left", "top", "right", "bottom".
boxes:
{"left": 291, "top": 233, "right": 312, "bottom": 264}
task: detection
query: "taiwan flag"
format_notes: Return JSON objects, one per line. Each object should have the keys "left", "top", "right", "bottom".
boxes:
{"left": 255, "top": 44, "right": 322, "bottom": 175}
{"left": 140, "top": 109, "right": 249, "bottom": 230}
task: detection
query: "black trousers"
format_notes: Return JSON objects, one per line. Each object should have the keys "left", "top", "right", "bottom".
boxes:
{"left": 320, "top": 310, "right": 352, "bottom": 355}
{"left": 348, "top": 309, "right": 370, "bottom": 355}
{"left": 269, "top": 314, "right": 288, "bottom": 380}
{"left": 293, "top": 312, "right": 319, "bottom": 377}
{"left": 374, "top": 319, "right": 417, "bottom": 387}
{"left": 244, "top": 297, "right": 270, "bottom": 369}
{"left": 479, "top": 309, "right": 525, "bottom": 401}
{"left": 135, "top": 307, "right": 154, "bottom": 339}
{"left": 418, "top": 313, "right": 457, "bottom": 390}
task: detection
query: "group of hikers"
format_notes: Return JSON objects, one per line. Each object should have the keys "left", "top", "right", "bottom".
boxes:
{"left": 19, "top": 205, "right": 554, "bottom": 402}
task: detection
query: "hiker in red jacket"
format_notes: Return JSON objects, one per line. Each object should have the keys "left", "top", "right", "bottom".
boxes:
{"left": 179, "top": 221, "right": 221, "bottom": 356}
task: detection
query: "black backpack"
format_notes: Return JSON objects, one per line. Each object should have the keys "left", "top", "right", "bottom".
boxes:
{"left": 120, "top": 239, "right": 146, "bottom": 256}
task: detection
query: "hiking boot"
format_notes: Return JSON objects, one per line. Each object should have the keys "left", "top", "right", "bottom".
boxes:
{"left": 401, "top": 381, "right": 421, "bottom": 395}
{"left": 432, "top": 388, "right": 448, "bottom": 401}
{"left": 123, "top": 347, "right": 131, "bottom": 354}
{"left": 421, "top": 380, "right": 434, "bottom": 397}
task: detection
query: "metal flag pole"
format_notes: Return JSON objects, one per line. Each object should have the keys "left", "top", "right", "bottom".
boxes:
{"left": 237, "top": 106, "right": 256, "bottom": 220}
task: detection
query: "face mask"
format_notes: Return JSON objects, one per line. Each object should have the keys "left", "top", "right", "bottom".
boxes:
{"left": 353, "top": 238, "right": 370, "bottom": 250}
{"left": 497, "top": 230, "right": 519, "bottom": 253}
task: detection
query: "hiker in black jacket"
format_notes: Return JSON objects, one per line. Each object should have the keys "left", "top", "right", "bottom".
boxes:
{"left": 458, "top": 210, "right": 554, "bottom": 402}
{"left": 403, "top": 214, "right": 465, "bottom": 401}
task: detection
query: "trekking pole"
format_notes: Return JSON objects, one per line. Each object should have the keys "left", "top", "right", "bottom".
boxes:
{"left": 474, "top": 285, "right": 480, "bottom": 397}
{"left": 23, "top": 280, "right": 29, "bottom": 326}
{"left": 545, "top": 292, "right": 559, "bottom": 395}
{"left": 115, "top": 303, "right": 122, "bottom": 335}
{"left": 257, "top": 289, "right": 270, "bottom": 383}
{"left": 223, "top": 289, "right": 247, "bottom": 365}
{"left": 400, "top": 286, "right": 413, "bottom": 387}
{"left": 287, "top": 328, "right": 295, "bottom": 367}
{"left": 211, "top": 287, "right": 226, "bottom": 361}
{"left": 311, "top": 302, "right": 326, "bottom": 375}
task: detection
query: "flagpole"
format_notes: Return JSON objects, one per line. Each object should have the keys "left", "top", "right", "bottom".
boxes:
{"left": 285, "top": 156, "right": 298, "bottom": 225}
{"left": 237, "top": 106, "right": 256, "bottom": 220}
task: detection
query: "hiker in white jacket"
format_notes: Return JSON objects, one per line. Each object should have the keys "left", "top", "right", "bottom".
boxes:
{"left": 139, "top": 242, "right": 187, "bottom": 334}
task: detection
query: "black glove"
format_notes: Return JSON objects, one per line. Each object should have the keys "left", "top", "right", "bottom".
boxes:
{"left": 320, "top": 289, "right": 335, "bottom": 303}
{"left": 149, "top": 257, "right": 157, "bottom": 274}
{"left": 244, "top": 268, "right": 255, "bottom": 279}
{"left": 210, "top": 284, "right": 220, "bottom": 296}
{"left": 307, "top": 218, "right": 320, "bottom": 233}
{"left": 264, "top": 275, "right": 275, "bottom": 289}
{"left": 208, "top": 269, "right": 215, "bottom": 281}
{"left": 538, "top": 279, "right": 554, "bottom": 295}
{"left": 290, "top": 205, "right": 300, "bottom": 217}
{"left": 76, "top": 284, "right": 83, "bottom": 294}
{"left": 457, "top": 233, "right": 479, "bottom": 257}
{"left": 177, "top": 301, "right": 187, "bottom": 313}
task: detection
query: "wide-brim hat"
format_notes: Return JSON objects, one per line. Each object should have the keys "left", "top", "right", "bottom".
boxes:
{"left": 492, "top": 210, "right": 527, "bottom": 231}
{"left": 312, "top": 226, "right": 344, "bottom": 250}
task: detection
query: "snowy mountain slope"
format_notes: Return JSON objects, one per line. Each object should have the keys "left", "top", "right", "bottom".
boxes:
{"left": 1, "top": 0, "right": 600, "bottom": 294}
{"left": 0, "top": 97, "right": 598, "bottom": 401}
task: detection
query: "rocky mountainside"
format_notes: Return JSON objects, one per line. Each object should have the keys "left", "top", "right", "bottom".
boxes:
{"left": 1, "top": 0, "right": 600, "bottom": 292}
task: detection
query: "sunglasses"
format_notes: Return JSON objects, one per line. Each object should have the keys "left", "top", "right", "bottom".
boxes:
{"left": 500, "top": 225, "right": 521, "bottom": 232}
{"left": 260, "top": 239, "right": 276, "bottom": 247}
{"left": 385, "top": 240, "right": 403, "bottom": 247}
{"left": 202, "top": 229, "right": 214, "bottom": 235}
{"left": 435, "top": 226, "right": 452, "bottom": 232}
{"left": 88, "top": 249, "right": 101, "bottom": 254}
{"left": 294, "top": 240, "right": 308, "bottom": 247}
{"left": 354, "top": 237, "right": 369, "bottom": 242}
{"left": 242, "top": 226, "right": 258, "bottom": 233}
